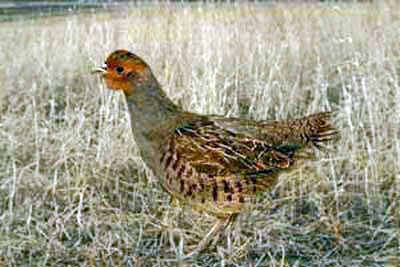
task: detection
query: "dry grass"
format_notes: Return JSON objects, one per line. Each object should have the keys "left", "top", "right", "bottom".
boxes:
{"left": 0, "top": 1, "right": 399, "bottom": 266}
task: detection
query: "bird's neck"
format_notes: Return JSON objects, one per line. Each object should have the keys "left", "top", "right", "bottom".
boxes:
{"left": 124, "top": 81, "right": 183, "bottom": 170}
{"left": 124, "top": 81, "right": 183, "bottom": 172}
{"left": 125, "top": 83, "right": 181, "bottom": 130}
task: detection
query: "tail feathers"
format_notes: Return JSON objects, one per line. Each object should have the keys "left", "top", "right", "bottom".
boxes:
{"left": 299, "top": 112, "right": 339, "bottom": 149}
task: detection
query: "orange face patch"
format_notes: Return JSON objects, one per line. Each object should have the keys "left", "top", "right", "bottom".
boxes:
{"left": 102, "top": 50, "right": 149, "bottom": 95}
{"left": 103, "top": 71, "right": 134, "bottom": 95}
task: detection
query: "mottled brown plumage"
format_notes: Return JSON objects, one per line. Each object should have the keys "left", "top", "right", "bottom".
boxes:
{"left": 93, "top": 50, "right": 338, "bottom": 256}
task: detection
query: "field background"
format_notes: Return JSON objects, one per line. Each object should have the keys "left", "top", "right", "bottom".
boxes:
{"left": 0, "top": 1, "right": 399, "bottom": 266}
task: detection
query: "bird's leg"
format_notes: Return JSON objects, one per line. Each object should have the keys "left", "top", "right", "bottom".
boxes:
{"left": 210, "top": 213, "right": 238, "bottom": 247}
{"left": 182, "top": 215, "right": 233, "bottom": 259}
{"left": 227, "top": 213, "right": 238, "bottom": 227}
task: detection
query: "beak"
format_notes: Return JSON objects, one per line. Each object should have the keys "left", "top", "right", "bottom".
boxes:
{"left": 91, "top": 63, "right": 107, "bottom": 74}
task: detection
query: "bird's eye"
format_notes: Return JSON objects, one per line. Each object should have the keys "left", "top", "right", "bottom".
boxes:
{"left": 115, "top": 66, "right": 124, "bottom": 74}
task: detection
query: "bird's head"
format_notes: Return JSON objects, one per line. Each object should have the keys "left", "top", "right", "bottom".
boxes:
{"left": 93, "top": 50, "right": 155, "bottom": 95}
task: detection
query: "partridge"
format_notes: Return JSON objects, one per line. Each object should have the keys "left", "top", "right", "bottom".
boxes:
{"left": 93, "top": 50, "right": 338, "bottom": 256}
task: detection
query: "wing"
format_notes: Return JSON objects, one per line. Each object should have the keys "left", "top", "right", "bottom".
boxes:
{"left": 211, "top": 112, "right": 338, "bottom": 149}
{"left": 159, "top": 117, "right": 308, "bottom": 215}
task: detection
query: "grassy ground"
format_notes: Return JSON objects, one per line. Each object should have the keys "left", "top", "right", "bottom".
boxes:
{"left": 0, "top": 1, "right": 399, "bottom": 266}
